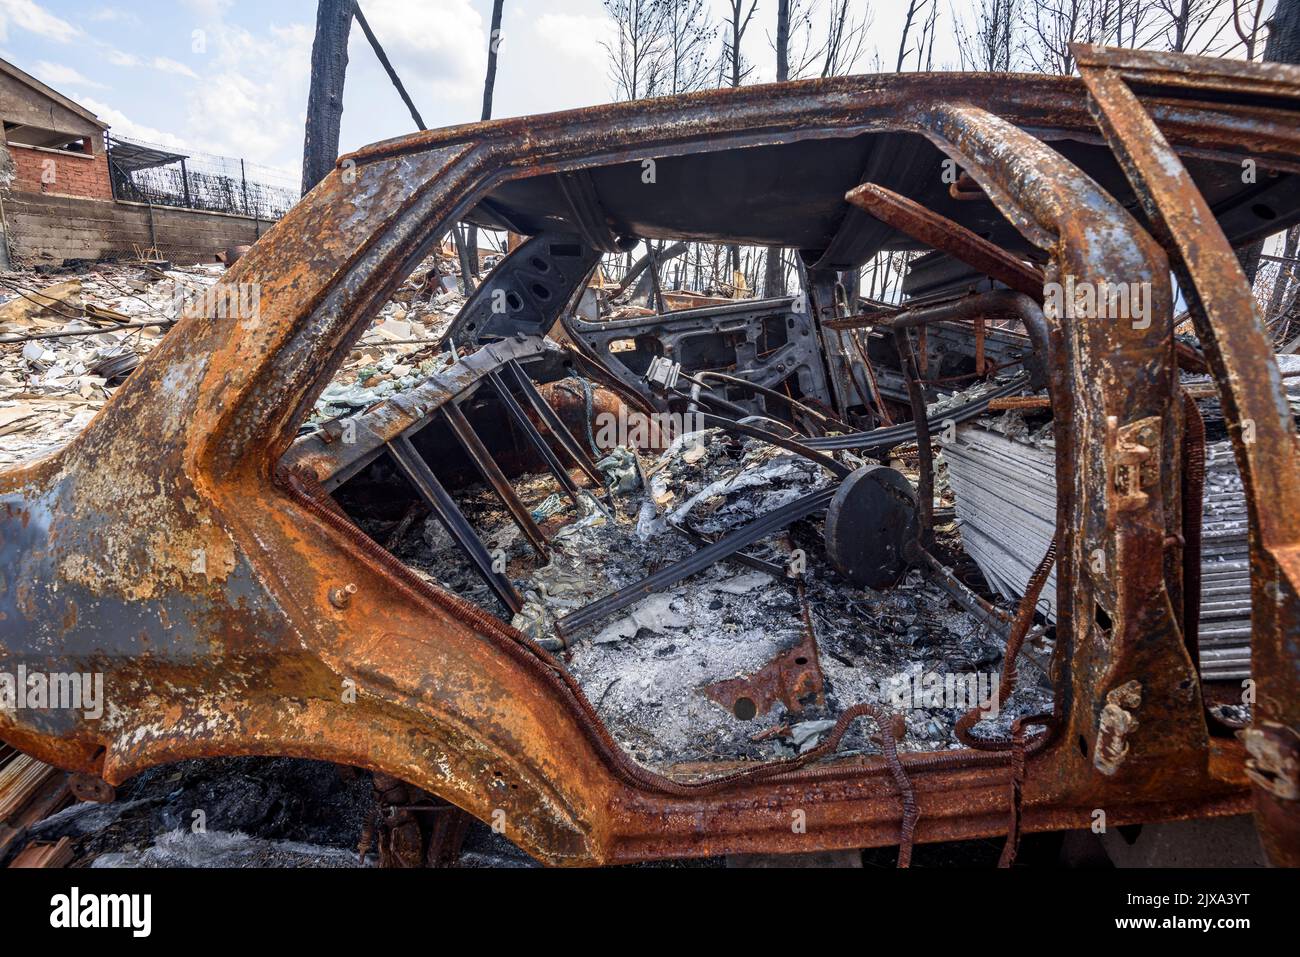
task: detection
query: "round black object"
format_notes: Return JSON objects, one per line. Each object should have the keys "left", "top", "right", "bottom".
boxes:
{"left": 824, "top": 465, "right": 920, "bottom": 589}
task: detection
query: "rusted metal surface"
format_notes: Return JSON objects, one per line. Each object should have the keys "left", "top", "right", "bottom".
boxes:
{"left": 987, "top": 395, "right": 1052, "bottom": 411}
{"left": 838, "top": 290, "right": 1052, "bottom": 548}
{"left": 285, "top": 335, "right": 554, "bottom": 488}
{"left": 562, "top": 295, "right": 834, "bottom": 417}
{"left": 704, "top": 593, "right": 826, "bottom": 722}
{"left": 366, "top": 773, "right": 475, "bottom": 868}
{"left": 920, "top": 550, "right": 1015, "bottom": 636}
{"left": 845, "top": 183, "right": 1045, "bottom": 300}
{"left": 1074, "top": 42, "right": 1300, "bottom": 865}
{"left": 0, "top": 55, "right": 1293, "bottom": 866}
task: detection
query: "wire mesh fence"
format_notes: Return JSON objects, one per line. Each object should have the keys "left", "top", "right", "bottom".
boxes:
{"left": 107, "top": 136, "right": 298, "bottom": 221}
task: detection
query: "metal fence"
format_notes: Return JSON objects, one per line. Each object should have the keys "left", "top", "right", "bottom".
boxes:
{"left": 107, "top": 136, "right": 298, "bottom": 221}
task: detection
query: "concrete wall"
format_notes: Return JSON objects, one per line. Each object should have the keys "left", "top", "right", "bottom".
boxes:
{"left": 3, "top": 191, "right": 272, "bottom": 266}
{"left": 0, "top": 131, "right": 13, "bottom": 271}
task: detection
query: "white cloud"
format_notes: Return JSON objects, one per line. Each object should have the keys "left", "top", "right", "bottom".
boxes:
{"left": 181, "top": 0, "right": 233, "bottom": 19}
{"left": 179, "top": 20, "right": 314, "bottom": 172}
{"left": 151, "top": 56, "right": 199, "bottom": 79}
{"left": 76, "top": 95, "right": 194, "bottom": 152}
{"left": 105, "top": 50, "right": 199, "bottom": 79}
{"left": 533, "top": 13, "right": 614, "bottom": 73}
{"left": 90, "top": 7, "right": 138, "bottom": 24}
{"left": 348, "top": 0, "right": 485, "bottom": 103}
{"left": 0, "top": 0, "right": 82, "bottom": 43}
{"left": 33, "top": 60, "right": 106, "bottom": 90}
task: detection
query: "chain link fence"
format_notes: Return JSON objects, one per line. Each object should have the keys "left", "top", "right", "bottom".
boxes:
{"left": 107, "top": 136, "right": 297, "bottom": 221}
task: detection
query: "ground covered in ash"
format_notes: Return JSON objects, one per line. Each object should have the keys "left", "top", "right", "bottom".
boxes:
{"left": 373, "top": 427, "right": 1055, "bottom": 771}
{"left": 24, "top": 756, "right": 726, "bottom": 868}
{"left": 25, "top": 758, "right": 375, "bottom": 868}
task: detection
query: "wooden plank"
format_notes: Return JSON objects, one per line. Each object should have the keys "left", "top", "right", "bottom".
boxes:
{"left": 9, "top": 836, "right": 73, "bottom": 868}
{"left": 0, "top": 755, "right": 59, "bottom": 820}
{"left": 0, "top": 776, "right": 72, "bottom": 860}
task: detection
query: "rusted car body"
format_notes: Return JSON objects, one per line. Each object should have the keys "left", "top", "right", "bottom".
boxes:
{"left": 1, "top": 45, "right": 1298, "bottom": 866}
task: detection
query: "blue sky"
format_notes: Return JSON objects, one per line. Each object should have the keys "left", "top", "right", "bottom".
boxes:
{"left": 0, "top": 1, "right": 973, "bottom": 179}
{"left": 0, "top": 0, "right": 627, "bottom": 177}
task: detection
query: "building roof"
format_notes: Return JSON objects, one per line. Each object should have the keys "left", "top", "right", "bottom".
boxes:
{"left": 106, "top": 137, "right": 188, "bottom": 173}
{"left": 0, "top": 57, "right": 109, "bottom": 131}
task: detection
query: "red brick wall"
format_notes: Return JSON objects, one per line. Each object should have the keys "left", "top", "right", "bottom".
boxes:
{"left": 10, "top": 143, "right": 112, "bottom": 200}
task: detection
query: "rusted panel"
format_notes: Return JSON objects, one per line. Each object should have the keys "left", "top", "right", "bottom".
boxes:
{"left": 910, "top": 100, "right": 1212, "bottom": 811}
{"left": 845, "top": 183, "right": 1045, "bottom": 300}
{"left": 1075, "top": 42, "right": 1300, "bottom": 865}
{"left": 703, "top": 617, "right": 825, "bottom": 721}
{"left": 0, "top": 54, "right": 1292, "bottom": 867}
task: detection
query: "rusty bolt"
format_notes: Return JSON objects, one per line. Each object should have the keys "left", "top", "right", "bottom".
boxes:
{"left": 69, "top": 772, "right": 116, "bottom": 804}
{"left": 329, "top": 583, "right": 359, "bottom": 610}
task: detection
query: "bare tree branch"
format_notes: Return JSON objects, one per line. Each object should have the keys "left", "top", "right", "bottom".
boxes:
{"left": 603, "top": 0, "right": 671, "bottom": 100}
{"left": 956, "top": 0, "right": 1021, "bottom": 71}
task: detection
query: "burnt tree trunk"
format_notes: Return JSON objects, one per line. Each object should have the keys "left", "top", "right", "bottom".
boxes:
{"left": 481, "top": 0, "right": 505, "bottom": 121}
{"left": 301, "top": 0, "right": 355, "bottom": 197}
{"left": 775, "top": 0, "right": 790, "bottom": 80}
{"left": 1241, "top": 0, "right": 1300, "bottom": 281}
{"left": 467, "top": 0, "right": 506, "bottom": 276}
{"left": 1267, "top": 0, "right": 1300, "bottom": 62}
{"left": 763, "top": 0, "right": 791, "bottom": 298}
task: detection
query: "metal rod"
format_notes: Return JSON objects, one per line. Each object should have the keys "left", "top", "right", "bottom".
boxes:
{"left": 503, "top": 360, "right": 607, "bottom": 492}
{"left": 669, "top": 521, "right": 787, "bottom": 578}
{"left": 894, "top": 327, "right": 934, "bottom": 547}
{"left": 387, "top": 435, "right": 522, "bottom": 614}
{"left": 845, "top": 183, "right": 1045, "bottom": 301}
{"left": 441, "top": 401, "right": 549, "bottom": 559}
{"left": 919, "top": 549, "right": 1013, "bottom": 634}
{"left": 487, "top": 369, "right": 586, "bottom": 508}
{"left": 689, "top": 370, "right": 855, "bottom": 433}
{"left": 559, "top": 487, "right": 835, "bottom": 635}
{"left": 803, "top": 374, "right": 1028, "bottom": 452}
{"left": 0, "top": 319, "right": 174, "bottom": 343}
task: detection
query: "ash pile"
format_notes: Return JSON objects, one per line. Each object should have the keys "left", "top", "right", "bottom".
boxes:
{"left": 364, "top": 405, "right": 1053, "bottom": 771}
{"left": 0, "top": 251, "right": 468, "bottom": 466}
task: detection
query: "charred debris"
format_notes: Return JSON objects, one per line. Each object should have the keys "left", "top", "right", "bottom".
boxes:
{"left": 3, "top": 49, "right": 1300, "bottom": 868}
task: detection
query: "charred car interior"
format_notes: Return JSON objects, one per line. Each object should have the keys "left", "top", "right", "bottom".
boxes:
{"left": 2, "top": 44, "right": 1299, "bottom": 869}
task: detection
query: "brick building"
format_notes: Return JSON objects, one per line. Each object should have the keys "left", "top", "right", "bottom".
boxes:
{"left": 0, "top": 57, "right": 270, "bottom": 268}
{"left": 0, "top": 59, "right": 113, "bottom": 210}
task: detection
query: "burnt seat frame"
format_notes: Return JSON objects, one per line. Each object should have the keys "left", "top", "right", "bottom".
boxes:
{"left": 0, "top": 48, "right": 1296, "bottom": 865}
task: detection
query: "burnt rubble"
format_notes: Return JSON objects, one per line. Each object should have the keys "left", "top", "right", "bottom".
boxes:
{"left": 360, "top": 413, "right": 1053, "bottom": 769}
{"left": 4, "top": 48, "right": 1297, "bottom": 869}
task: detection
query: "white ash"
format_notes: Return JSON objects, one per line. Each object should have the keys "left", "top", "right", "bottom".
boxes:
{"left": 390, "top": 429, "right": 1053, "bottom": 771}
{"left": 0, "top": 252, "right": 465, "bottom": 466}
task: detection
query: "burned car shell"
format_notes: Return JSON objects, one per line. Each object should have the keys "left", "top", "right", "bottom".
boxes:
{"left": 1, "top": 46, "right": 1298, "bottom": 866}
